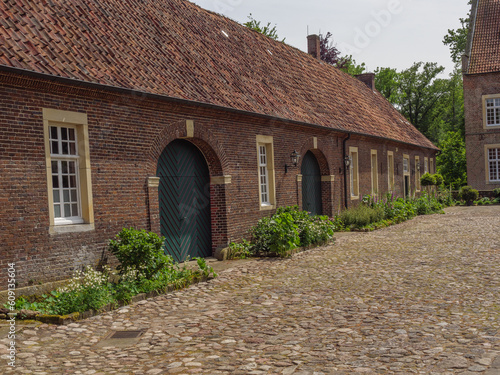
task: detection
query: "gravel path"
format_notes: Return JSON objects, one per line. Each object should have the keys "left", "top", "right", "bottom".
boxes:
{"left": 1, "top": 206, "right": 499, "bottom": 374}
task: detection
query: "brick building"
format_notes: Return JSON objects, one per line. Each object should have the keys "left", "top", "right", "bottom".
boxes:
{"left": 0, "top": 0, "right": 437, "bottom": 288}
{"left": 463, "top": 0, "right": 500, "bottom": 192}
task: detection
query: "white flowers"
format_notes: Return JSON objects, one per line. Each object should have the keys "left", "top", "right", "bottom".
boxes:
{"left": 58, "top": 265, "right": 110, "bottom": 293}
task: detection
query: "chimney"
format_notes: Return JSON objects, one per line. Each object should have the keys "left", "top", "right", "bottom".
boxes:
{"left": 462, "top": 54, "right": 469, "bottom": 74}
{"left": 356, "top": 73, "right": 376, "bottom": 90}
{"left": 307, "top": 34, "right": 320, "bottom": 59}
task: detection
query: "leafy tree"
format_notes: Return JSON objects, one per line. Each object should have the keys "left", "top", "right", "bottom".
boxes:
{"left": 319, "top": 32, "right": 348, "bottom": 69}
{"left": 374, "top": 67, "right": 400, "bottom": 105}
{"left": 341, "top": 56, "right": 366, "bottom": 76}
{"left": 436, "top": 131, "right": 467, "bottom": 189}
{"left": 244, "top": 14, "right": 285, "bottom": 42}
{"left": 319, "top": 32, "right": 365, "bottom": 75}
{"left": 442, "top": 0, "right": 472, "bottom": 65}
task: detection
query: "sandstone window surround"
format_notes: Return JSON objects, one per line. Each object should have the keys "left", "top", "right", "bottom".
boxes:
{"left": 371, "top": 150, "right": 378, "bottom": 196}
{"left": 43, "top": 109, "right": 94, "bottom": 235}
{"left": 256, "top": 135, "right": 276, "bottom": 210}
{"left": 415, "top": 156, "right": 421, "bottom": 192}
{"left": 387, "top": 151, "right": 395, "bottom": 193}
{"left": 483, "top": 94, "right": 500, "bottom": 129}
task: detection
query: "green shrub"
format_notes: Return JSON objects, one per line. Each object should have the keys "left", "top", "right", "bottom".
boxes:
{"left": 420, "top": 173, "right": 436, "bottom": 186}
{"left": 251, "top": 206, "right": 335, "bottom": 256}
{"left": 493, "top": 188, "right": 500, "bottom": 199}
{"left": 227, "top": 239, "right": 253, "bottom": 259}
{"left": 460, "top": 186, "right": 479, "bottom": 205}
{"left": 108, "top": 228, "right": 171, "bottom": 278}
{"left": 434, "top": 173, "right": 444, "bottom": 186}
{"left": 339, "top": 204, "right": 384, "bottom": 228}
{"left": 53, "top": 266, "right": 114, "bottom": 315}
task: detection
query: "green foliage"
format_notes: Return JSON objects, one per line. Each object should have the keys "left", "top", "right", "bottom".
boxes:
{"left": 251, "top": 206, "right": 335, "bottom": 257}
{"left": 227, "top": 239, "right": 253, "bottom": 260}
{"left": 108, "top": 228, "right": 171, "bottom": 279}
{"left": 243, "top": 14, "right": 284, "bottom": 42}
{"left": 339, "top": 56, "right": 366, "bottom": 76}
{"left": 52, "top": 266, "right": 114, "bottom": 315}
{"left": 442, "top": 1, "right": 472, "bottom": 65}
{"left": 335, "top": 193, "right": 444, "bottom": 231}
{"left": 193, "top": 257, "right": 217, "bottom": 278}
{"left": 420, "top": 173, "right": 436, "bottom": 186}
{"left": 493, "top": 188, "right": 500, "bottom": 199}
{"left": 437, "top": 131, "right": 467, "bottom": 189}
{"left": 475, "top": 197, "right": 493, "bottom": 206}
{"left": 460, "top": 186, "right": 479, "bottom": 205}
{"left": 340, "top": 203, "right": 384, "bottom": 228}
{"left": 434, "top": 173, "right": 444, "bottom": 187}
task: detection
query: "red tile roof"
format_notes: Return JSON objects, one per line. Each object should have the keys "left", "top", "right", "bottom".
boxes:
{"left": 0, "top": 0, "right": 436, "bottom": 149}
{"left": 468, "top": 0, "right": 500, "bottom": 74}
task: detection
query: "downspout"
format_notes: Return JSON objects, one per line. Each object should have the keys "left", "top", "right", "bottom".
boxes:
{"left": 342, "top": 133, "right": 351, "bottom": 209}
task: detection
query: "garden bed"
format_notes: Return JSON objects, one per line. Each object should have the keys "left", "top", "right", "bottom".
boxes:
{"left": 1, "top": 274, "right": 212, "bottom": 325}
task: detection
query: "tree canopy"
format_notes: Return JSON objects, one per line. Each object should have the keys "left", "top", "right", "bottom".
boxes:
{"left": 442, "top": 0, "right": 472, "bottom": 64}
{"left": 243, "top": 14, "right": 285, "bottom": 42}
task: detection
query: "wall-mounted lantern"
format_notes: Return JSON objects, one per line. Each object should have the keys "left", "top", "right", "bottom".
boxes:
{"left": 285, "top": 150, "right": 300, "bottom": 173}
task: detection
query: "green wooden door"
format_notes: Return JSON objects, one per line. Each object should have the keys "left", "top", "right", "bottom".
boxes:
{"left": 157, "top": 139, "right": 211, "bottom": 262}
{"left": 301, "top": 151, "right": 322, "bottom": 216}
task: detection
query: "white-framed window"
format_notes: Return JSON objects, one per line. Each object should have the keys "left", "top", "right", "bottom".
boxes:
{"left": 387, "top": 151, "right": 394, "bottom": 192}
{"left": 371, "top": 150, "right": 378, "bottom": 196}
{"left": 349, "top": 147, "right": 359, "bottom": 199}
{"left": 403, "top": 156, "right": 409, "bottom": 174}
{"left": 259, "top": 145, "right": 270, "bottom": 205}
{"left": 256, "top": 135, "right": 275, "bottom": 210}
{"left": 486, "top": 98, "right": 500, "bottom": 126}
{"left": 50, "top": 126, "right": 82, "bottom": 224}
{"left": 424, "top": 157, "right": 429, "bottom": 174}
{"left": 43, "top": 109, "right": 94, "bottom": 234}
{"left": 488, "top": 147, "right": 500, "bottom": 182}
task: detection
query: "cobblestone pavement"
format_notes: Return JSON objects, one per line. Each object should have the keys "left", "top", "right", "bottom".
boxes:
{"left": 2, "top": 206, "right": 500, "bottom": 374}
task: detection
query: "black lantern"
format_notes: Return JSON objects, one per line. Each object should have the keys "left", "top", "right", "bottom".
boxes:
{"left": 285, "top": 150, "right": 300, "bottom": 173}
{"left": 344, "top": 155, "right": 351, "bottom": 169}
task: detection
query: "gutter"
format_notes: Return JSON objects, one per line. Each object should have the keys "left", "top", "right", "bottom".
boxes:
{"left": 342, "top": 133, "right": 351, "bottom": 209}
{"left": 0, "top": 64, "right": 439, "bottom": 151}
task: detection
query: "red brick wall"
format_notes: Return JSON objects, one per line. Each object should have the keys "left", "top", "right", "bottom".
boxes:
{"left": 0, "top": 72, "right": 437, "bottom": 288}
{"left": 464, "top": 72, "right": 500, "bottom": 191}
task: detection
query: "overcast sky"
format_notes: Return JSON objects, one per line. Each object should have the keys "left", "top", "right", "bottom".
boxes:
{"left": 191, "top": 0, "right": 471, "bottom": 76}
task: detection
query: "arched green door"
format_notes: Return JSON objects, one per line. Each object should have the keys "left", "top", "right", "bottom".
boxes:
{"left": 301, "top": 151, "right": 322, "bottom": 216}
{"left": 157, "top": 139, "right": 211, "bottom": 262}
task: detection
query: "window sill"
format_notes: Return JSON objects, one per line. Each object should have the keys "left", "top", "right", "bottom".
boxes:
{"left": 49, "top": 223, "right": 95, "bottom": 235}
{"left": 260, "top": 204, "right": 275, "bottom": 211}
{"left": 351, "top": 195, "right": 359, "bottom": 200}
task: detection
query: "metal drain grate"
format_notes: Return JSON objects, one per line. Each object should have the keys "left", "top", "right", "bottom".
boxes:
{"left": 108, "top": 330, "right": 145, "bottom": 339}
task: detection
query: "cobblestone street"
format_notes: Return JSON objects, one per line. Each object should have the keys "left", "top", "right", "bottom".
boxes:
{"left": 1, "top": 206, "right": 500, "bottom": 374}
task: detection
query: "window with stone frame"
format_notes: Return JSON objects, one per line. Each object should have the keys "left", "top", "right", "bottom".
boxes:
{"left": 49, "top": 126, "right": 83, "bottom": 224}
{"left": 488, "top": 148, "right": 500, "bottom": 182}
{"left": 486, "top": 98, "right": 500, "bottom": 126}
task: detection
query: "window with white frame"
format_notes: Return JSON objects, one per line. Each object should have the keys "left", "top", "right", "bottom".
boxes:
{"left": 259, "top": 145, "right": 270, "bottom": 205}
{"left": 349, "top": 147, "right": 359, "bottom": 199}
{"left": 424, "top": 157, "right": 429, "bottom": 174}
{"left": 50, "top": 126, "right": 82, "bottom": 223}
{"left": 486, "top": 98, "right": 500, "bottom": 126}
{"left": 488, "top": 148, "right": 500, "bottom": 182}
{"left": 256, "top": 135, "right": 275, "bottom": 209}
{"left": 43, "top": 108, "right": 94, "bottom": 233}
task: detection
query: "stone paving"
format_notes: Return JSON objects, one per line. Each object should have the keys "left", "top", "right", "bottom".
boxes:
{"left": 1, "top": 206, "right": 500, "bottom": 374}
